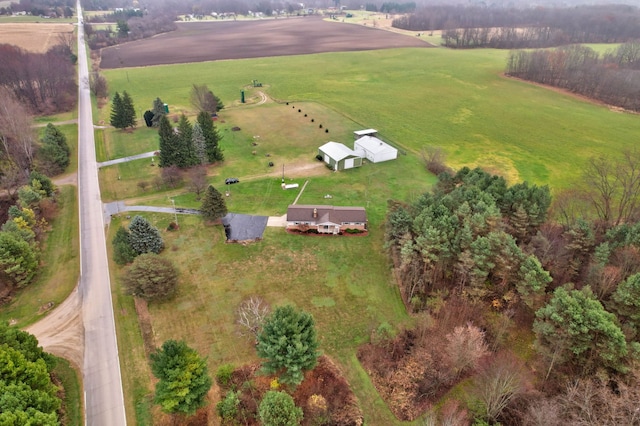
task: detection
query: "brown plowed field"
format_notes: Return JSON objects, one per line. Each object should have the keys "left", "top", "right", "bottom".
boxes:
{"left": 100, "top": 16, "right": 431, "bottom": 68}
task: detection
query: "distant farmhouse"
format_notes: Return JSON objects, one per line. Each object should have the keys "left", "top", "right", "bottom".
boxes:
{"left": 317, "top": 129, "right": 397, "bottom": 171}
{"left": 286, "top": 205, "right": 367, "bottom": 234}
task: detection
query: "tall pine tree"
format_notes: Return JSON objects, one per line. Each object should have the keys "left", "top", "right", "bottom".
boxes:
{"left": 158, "top": 115, "right": 177, "bottom": 167}
{"left": 200, "top": 185, "right": 227, "bottom": 221}
{"left": 121, "top": 91, "right": 137, "bottom": 128}
{"left": 175, "top": 115, "right": 197, "bottom": 168}
{"left": 192, "top": 123, "right": 207, "bottom": 165}
{"left": 110, "top": 91, "right": 125, "bottom": 129}
{"left": 151, "top": 97, "right": 166, "bottom": 127}
{"left": 197, "top": 111, "right": 223, "bottom": 162}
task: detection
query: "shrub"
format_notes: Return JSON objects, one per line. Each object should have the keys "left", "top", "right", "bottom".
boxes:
{"left": 325, "top": 129, "right": 329, "bottom": 133}
{"left": 311, "top": 118, "right": 314, "bottom": 122}
{"left": 128, "top": 215, "right": 164, "bottom": 255}
{"left": 319, "top": 124, "right": 323, "bottom": 128}
{"left": 216, "top": 391, "right": 240, "bottom": 424}
{"left": 216, "top": 363, "right": 235, "bottom": 387}
{"left": 315, "top": 154, "right": 323, "bottom": 161}
{"left": 123, "top": 253, "right": 178, "bottom": 301}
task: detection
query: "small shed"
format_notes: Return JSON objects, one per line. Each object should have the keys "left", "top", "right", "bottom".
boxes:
{"left": 318, "top": 142, "right": 362, "bottom": 171}
{"left": 354, "top": 136, "right": 398, "bottom": 163}
{"left": 354, "top": 129, "right": 378, "bottom": 140}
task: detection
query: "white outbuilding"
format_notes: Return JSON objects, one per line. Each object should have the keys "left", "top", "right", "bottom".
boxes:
{"left": 318, "top": 142, "right": 363, "bottom": 171}
{"left": 353, "top": 135, "right": 398, "bottom": 163}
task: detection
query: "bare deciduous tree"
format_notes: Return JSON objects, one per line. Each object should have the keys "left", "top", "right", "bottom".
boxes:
{"left": 160, "top": 165, "right": 182, "bottom": 188}
{"left": 421, "top": 146, "right": 453, "bottom": 176}
{"left": 187, "top": 165, "right": 208, "bottom": 200}
{"left": 0, "top": 87, "right": 35, "bottom": 173}
{"left": 90, "top": 72, "right": 109, "bottom": 98}
{"left": 190, "top": 84, "right": 218, "bottom": 115}
{"left": 237, "top": 296, "right": 270, "bottom": 338}
{"left": 582, "top": 149, "right": 640, "bottom": 227}
{"left": 445, "top": 323, "right": 488, "bottom": 378}
{"left": 473, "top": 352, "right": 528, "bottom": 423}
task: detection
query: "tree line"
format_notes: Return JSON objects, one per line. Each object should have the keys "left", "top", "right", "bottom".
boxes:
{"left": 0, "top": 0, "right": 73, "bottom": 17}
{"left": 393, "top": 4, "right": 640, "bottom": 48}
{"left": 506, "top": 42, "right": 640, "bottom": 113}
{"left": 84, "top": 11, "right": 177, "bottom": 50}
{"left": 0, "top": 43, "right": 77, "bottom": 114}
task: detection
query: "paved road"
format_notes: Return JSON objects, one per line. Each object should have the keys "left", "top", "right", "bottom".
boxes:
{"left": 76, "top": 2, "right": 127, "bottom": 424}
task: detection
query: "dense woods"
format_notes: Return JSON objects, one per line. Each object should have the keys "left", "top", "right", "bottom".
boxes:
{"left": 375, "top": 164, "right": 640, "bottom": 422}
{"left": 506, "top": 42, "right": 640, "bottom": 112}
{"left": 0, "top": 44, "right": 76, "bottom": 114}
{"left": 393, "top": 4, "right": 640, "bottom": 48}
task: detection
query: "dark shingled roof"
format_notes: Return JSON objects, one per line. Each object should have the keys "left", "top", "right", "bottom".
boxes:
{"left": 286, "top": 205, "right": 366, "bottom": 224}
{"left": 221, "top": 213, "right": 268, "bottom": 241}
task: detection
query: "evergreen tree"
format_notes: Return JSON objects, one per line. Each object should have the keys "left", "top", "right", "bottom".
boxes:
{"left": 175, "top": 115, "right": 197, "bottom": 168}
{"left": 38, "top": 124, "right": 70, "bottom": 174}
{"left": 609, "top": 273, "right": 640, "bottom": 339}
{"left": 200, "top": 185, "right": 227, "bottom": 222}
{"left": 150, "top": 340, "right": 212, "bottom": 415}
{"left": 123, "top": 253, "right": 178, "bottom": 301}
{"left": 197, "top": 111, "right": 223, "bottom": 162}
{"left": 112, "top": 226, "right": 136, "bottom": 265}
{"left": 192, "top": 122, "right": 207, "bottom": 165}
{"left": 109, "top": 91, "right": 125, "bottom": 129}
{"left": 534, "top": 286, "right": 628, "bottom": 374}
{"left": 128, "top": 215, "right": 164, "bottom": 255}
{"left": 151, "top": 97, "right": 166, "bottom": 127}
{"left": 0, "top": 232, "right": 38, "bottom": 289}
{"left": 258, "top": 391, "right": 303, "bottom": 426}
{"left": 256, "top": 305, "right": 320, "bottom": 386}
{"left": 121, "top": 91, "right": 136, "bottom": 128}
{"left": 158, "top": 115, "right": 177, "bottom": 168}
{"left": 42, "top": 123, "right": 70, "bottom": 155}
{"left": 143, "top": 110, "right": 154, "bottom": 127}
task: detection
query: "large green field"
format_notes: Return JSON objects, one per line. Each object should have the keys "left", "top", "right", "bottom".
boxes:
{"left": 103, "top": 46, "right": 639, "bottom": 190}
{"left": 100, "top": 43, "right": 640, "bottom": 424}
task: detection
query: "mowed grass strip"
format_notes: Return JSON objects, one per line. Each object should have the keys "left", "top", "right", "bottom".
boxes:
{"left": 103, "top": 46, "right": 640, "bottom": 189}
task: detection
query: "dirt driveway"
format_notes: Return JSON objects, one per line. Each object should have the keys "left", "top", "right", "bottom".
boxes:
{"left": 100, "top": 16, "right": 431, "bottom": 68}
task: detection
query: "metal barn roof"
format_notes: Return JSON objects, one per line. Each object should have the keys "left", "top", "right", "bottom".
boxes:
{"left": 318, "top": 142, "right": 359, "bottom": 161}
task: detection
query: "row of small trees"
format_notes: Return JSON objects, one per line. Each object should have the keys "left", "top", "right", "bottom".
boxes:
{"left": 158, "top": 112, "right": 223, "bottom": 168}
{"left": 393, "top": 4, "right": 640, "bottom": 47}
{"left": 0, "top": 172, "right": 56, "bottom": 298}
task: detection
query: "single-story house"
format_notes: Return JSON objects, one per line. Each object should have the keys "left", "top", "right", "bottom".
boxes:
{"left": 354, "top": 129, "right": 378, "bottom": 140}
{"left": 318, "top": 142, "right": 362, "bottom": 171}
{"left": 354, "top": 135, "right": 398, "bottom": 163}
{"left": 286, "top": 205, "right": 367, "bottom": 234}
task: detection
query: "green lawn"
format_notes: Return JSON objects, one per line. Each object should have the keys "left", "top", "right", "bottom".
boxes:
{"left": 104, "top": 46, "right": 639, "bottom": 190}
{"left": 53, "top": 357, "right": 83, "bottom": 426}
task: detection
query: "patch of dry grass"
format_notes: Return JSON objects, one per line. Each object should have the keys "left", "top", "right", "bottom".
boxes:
{"left": 0, "top": 23, "right": 74, "bottom": 52}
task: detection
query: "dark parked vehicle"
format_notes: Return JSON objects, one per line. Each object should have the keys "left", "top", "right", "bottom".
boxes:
{"left": 225, "top": 178, "right": 239, "bottom": 185}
